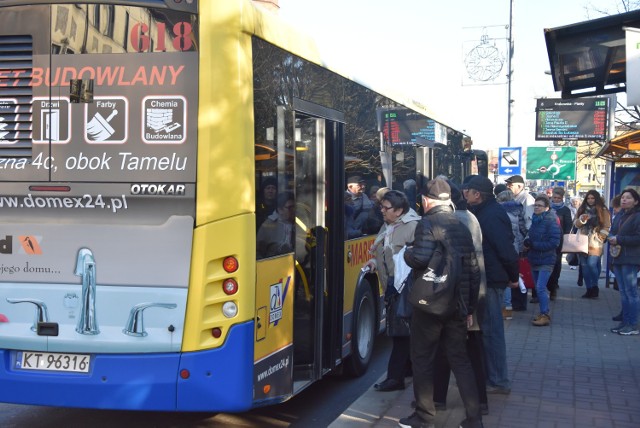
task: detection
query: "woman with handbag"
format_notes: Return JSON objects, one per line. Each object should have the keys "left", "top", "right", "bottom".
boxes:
{"left": 574, "top": 190, "right": 611, "bottom": 299}
{"left": 523, "top": 195, "right": 561, "bottom": 326}
{"left": 608, "top": 188, "right": 640, "bottom": 336}
{"left": 363, "top": 190, "right": 420, "bottom": 391}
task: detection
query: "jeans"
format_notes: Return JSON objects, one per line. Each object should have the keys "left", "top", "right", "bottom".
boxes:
{"left": 612, "top": 264, "right": 640, "bottom": 327}
{"left": 503, "top": 287, "right": 512, "bottom": 308}
{"left": 532, "top": 269, "right": 552, "bottom": 315}
{"left": 579, "top": 254, "right": 602, "bottom": 289}
{"left": 480, "top": 287, "right": 510, "bottom": 389}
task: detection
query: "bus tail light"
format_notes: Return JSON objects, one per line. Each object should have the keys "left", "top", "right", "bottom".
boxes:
{"left": 211, "top": 327, "right": 222, "bottom": 338}
{"left": 180, "top": 369, "right": 190, "bottom": 379}
{"left": 222, "top": 278, "right": 238, "bottom": 295}
{"left": 223, "top": 256, "right": 238, "bottom": 273}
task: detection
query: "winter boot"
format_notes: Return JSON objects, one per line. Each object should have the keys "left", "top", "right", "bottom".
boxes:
{"left": 532, "top": 313, "right": 551, "bottom": 326}
{"left": 591, "top": 286, "right": 599, "bottom": 298}
{"left": 581, "top": 288, "right": 593, "bottom": 299}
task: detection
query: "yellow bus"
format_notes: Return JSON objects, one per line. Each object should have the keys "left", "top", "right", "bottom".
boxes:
{"left": 0, "top": 0, "right": 486, "bottom": 411}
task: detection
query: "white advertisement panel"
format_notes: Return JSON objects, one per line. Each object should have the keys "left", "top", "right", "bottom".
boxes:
{"left": 626, "top": 27, "right": 640, "bottom": 107}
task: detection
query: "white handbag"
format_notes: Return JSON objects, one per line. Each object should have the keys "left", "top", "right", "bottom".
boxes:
{"left": 562, "top": 228, "right": 588, "bottom": 254}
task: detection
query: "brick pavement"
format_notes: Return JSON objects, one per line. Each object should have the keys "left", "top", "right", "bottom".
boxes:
{"left": 330, "top": 264, "right": 640, "bottom": 428}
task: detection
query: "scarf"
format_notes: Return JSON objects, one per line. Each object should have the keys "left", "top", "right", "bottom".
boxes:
{"left": 550, "top": 201, "right": 565, "bottom": 211}
{"left": 584, "top": 205, "right": 598, "bottom": 228}
{"left": 532, "top": 210, "right": 547, "bottom": 226}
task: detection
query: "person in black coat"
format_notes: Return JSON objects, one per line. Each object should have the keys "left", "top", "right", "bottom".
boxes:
{"left": 399, "top": 178, "right": 483, "bottom": 428}
{"left": 465, "top": 175, "right": 519, "bottom": 395}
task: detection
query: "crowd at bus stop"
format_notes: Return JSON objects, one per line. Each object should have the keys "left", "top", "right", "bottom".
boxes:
{"left": 252, "top": 169, "right": 640, "bottom": 428}
{"left": 358, "top": 174, "right": 640, "bottom": 428}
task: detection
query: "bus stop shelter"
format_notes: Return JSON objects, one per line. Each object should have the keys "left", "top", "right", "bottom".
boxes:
{"left": 544, "top": 8, "right": 640, "bottom": 187}
{"left": 545, "top": 9, "right": 640, "bottom": 286}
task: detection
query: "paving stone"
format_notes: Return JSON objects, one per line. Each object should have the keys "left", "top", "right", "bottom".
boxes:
{"left": 331, "top": 265, "right": 640, "bottom": 428}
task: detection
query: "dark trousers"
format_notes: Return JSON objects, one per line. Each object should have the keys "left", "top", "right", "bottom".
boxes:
{"left": 511, "top": 287, "right": 528, "bottom": 310}
{"left": 433, "top": 330, "right": 487, "bottom": 406}
{"left": 410, "top": 309, "right": 481, "bottom": 425}
{"left": 387, "top": 336, "right": 411, "bottom": 381}
{"left": 547, "top": 250, "right": 562, "bottom": 289}
{"left": 578, "top": 264, "right": 583, "bottom": 286}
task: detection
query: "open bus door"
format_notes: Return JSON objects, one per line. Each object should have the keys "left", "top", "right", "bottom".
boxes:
{"left": 291, "top": 99, "right": 345, "bottom": 393}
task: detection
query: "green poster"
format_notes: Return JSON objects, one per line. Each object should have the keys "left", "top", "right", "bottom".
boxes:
{"left": 525, "top": 147, "right": 576, "bottom": 180}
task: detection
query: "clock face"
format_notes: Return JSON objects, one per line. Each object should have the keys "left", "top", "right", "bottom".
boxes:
{"left": 464, "top": 44, "right": 505, "bottom": 82}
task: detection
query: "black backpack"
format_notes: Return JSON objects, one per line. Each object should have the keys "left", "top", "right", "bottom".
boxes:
{"left": 408, "top": 225, "right": 464, "bottom": 318}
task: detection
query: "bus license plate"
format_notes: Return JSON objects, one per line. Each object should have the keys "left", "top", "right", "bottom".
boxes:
{"left": 17, "top": 351, "right": 91, "bottom": 373}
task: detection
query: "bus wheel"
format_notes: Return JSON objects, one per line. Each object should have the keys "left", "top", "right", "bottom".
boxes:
{"left": 344, "top": 281, "right": 375, "bottom": 376}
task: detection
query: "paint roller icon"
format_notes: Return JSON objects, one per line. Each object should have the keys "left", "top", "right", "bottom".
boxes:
{"left": 86, "top": 110, "right": 118, "bottom": 141}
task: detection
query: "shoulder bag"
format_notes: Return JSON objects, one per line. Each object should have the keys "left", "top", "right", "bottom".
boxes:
{"left": 609, "top": 212, "right": 638, "bottom": 258}
{"left": 561, "top": 227, "right": 588, "bottom": 254}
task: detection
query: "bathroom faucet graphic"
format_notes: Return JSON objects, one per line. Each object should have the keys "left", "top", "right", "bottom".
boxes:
{"left": 75, "top": 248, "right": 99, "bottom": 335}
{"left": 6, "top": 298, "right": 49, "bottom": 332}
{"left": 123, "top": 302, "right": 177, "bottom": 337}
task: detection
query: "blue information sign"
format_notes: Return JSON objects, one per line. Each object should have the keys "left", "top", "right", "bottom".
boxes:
{"left": 498, "top": 147, "right": 522, "bottom": 176}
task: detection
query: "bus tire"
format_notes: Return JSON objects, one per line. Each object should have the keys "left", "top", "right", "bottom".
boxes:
{"left": 344, "top": 281, "right": 376, "bottom": 377}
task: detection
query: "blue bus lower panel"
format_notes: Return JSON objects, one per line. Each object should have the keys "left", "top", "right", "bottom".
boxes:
{"left": 0, "top": 322, "right": 254, "bottom": 412}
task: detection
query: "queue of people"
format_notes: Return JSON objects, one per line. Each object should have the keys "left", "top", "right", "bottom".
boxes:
{"left": 369, "top": 177, "right": 637, "bottom": 428}
{"left": 254, "top": 172, "right": 639, "bottom": 428}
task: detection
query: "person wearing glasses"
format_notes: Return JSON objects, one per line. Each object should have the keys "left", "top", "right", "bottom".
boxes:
{"left": 257, "top": 191, "right": 296, "bottom": 259}
{"left": 364, "top": 190, "right": 421, "bottom": 392}
{"left": 523, "top": 195, "right": 561, "bottom": 326}
{"left": 574, "top": 190, "right": 611, "bottom": 299}
{"left": 546, "top": 187, "right": 573, "bottom": 300}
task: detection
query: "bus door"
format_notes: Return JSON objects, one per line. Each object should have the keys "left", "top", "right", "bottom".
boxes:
{"left": 291, "top": 100, "right": 344, "bottom": 391}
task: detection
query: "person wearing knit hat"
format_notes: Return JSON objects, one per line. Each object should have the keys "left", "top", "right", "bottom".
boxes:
{"left": 465, "top": 175, "right": 520, "bottom": 396}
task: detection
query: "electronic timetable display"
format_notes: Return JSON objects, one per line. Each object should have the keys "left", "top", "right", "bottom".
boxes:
{"left": 535, "top": 97, "right": 609, "bottom": 141}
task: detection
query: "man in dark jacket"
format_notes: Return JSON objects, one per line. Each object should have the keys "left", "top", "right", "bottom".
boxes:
{"left": 399, "top": 178, "right": 483, "bottom": 428}
{"left": 464, "top": 175, "right": 519, "bottom": 396}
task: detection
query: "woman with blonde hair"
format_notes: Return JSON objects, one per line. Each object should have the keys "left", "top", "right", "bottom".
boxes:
{"left": 574, "top": 190, "right": 611, "bottom": 299}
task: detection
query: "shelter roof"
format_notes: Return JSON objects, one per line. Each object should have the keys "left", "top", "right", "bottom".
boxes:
{"left": 544, "top": 9, "right": 640, "bottom": 98}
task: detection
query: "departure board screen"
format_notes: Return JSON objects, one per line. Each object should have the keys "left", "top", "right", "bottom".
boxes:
{"left": 535, "top": 97, "right": 608, "bottom": 141}
{"left": 378, "top": 109, "right": 446, "bottom": 146}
